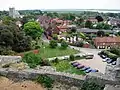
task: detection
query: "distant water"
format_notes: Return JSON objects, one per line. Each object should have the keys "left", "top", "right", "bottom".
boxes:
{"left": 43, "top": 9, "right": 120, "bottom": 13}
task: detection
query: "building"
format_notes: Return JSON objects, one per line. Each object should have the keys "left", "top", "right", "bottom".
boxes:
{"left": 94, "top": 37, "right": 120, "bottom": 49}
{"left": 84, "top": 17, "right": 98, "bottom": 24}
{"left": 108, "top": 17, "right": 120, "bottom": 26}
{"left": 9, "top": 7, "right": 20, "bottom": 18}
{"left": 77, "top": 28, "right": 114, "bottom": 34}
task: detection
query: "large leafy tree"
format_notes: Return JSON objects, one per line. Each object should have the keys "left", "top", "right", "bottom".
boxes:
{"left": 97, "top": 31, "right": 105, "bottom": 37}
{"left": 0, "top": 19, "right": 32, "bottom": 54}
{"left": 95, "top": 16, "right": 104, "bottom": 22}
{"left": 24, "top": 21, "right": 43, "bottom": 40}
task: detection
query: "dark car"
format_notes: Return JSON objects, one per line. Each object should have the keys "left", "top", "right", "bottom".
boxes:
{"left": 107, "top": 59, "right": 113, "bottom": 64}
{"left": 101, "top": 55, "right": 106, "bottom": 59}
{"left": 112, "top": 61, "right": 116, "bottom": 65}
{"left": 81, "top": 66, "right": 90, "bottom": 71}
{"left": 72, "top": 62, "right": 80, "bottom": 67}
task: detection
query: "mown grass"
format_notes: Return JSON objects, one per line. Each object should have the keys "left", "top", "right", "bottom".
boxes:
{"left": 51, "top": 60, "right": 85, "bottom": 75}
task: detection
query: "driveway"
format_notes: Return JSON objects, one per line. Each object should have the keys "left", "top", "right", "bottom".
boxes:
{"left": 75, "top": 48, "right": 107, "bottom": 74}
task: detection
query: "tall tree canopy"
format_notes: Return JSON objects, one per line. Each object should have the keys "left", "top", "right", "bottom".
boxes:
{"left": 24, "top": 21, "right": 44, "bottom": 40}
{"left": 85, "top": 20, "right": 92, "bottom": 28}
{"left": 95, "top": 16, "right": 104, "bottom": 22}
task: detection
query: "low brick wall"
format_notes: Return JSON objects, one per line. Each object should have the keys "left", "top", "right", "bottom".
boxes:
{"left": 0, "top": 56, "right": 22, "bottom": 65}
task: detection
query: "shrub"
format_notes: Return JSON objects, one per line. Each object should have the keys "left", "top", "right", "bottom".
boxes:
{"left": 36, "top": 75, "right": 54, "bottom": 88}
{"left": 69, "top": 54, "right": 75, "bottom": 61}
{"left": 102, "top": 50, "right": 118, "bottom": 60}
{"left": 35, "top": 45, "right": 41, "bottom": 49}
{"left": 75, "top": 41, "right": 84, "bottom": 47}
{"left": 52, "top": 34, "right": 58, "bottom": 40}
{"left": 49, "top": 40, "right": 58, "bottom": 48}
{"left": 22, "top": 52, "right": 42, "bottom": 68}
{"left": 81, "top": 80, "right": 104, "bottom": 90}
{"left": 52, "top": 58, "right": 59, "bottom": 64}
{"left": 41, "top": 59, "right": 51, "bottom": 66}
{"left": 61, "top": 41, "right": 68, "bottom": 49}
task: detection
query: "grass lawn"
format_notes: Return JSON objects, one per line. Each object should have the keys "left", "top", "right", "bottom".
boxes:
{"left": 39, "top": 43, "right": 79, "bottom": 58}
{"left": 19, "top": 43, "right": 79, "bottom": 58}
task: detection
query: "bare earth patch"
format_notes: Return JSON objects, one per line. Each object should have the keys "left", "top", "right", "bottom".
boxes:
{"left": 0, "top": 77, "right": 44, "bottom": 90}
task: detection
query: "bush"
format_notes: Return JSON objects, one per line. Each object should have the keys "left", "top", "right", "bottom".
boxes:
{"left": 52, "top": 58, "right": 59, "bottom": 64}
{"left": 52, "top": 34, "right": 58, "bottom": 40}
{"left": 36, "top": 75, "right": 54, "bottom": 88}
{"left": 49, "top": 40, "right": 58, "bottom": 48}
{"left": 75, "top": 41, "right": 84, "bottom": 47}
{"left": 35, "top": 45, "right": 41, "bottom": 49}
{"left": 102, "top": 50, "right": 118, "bottom": 60}
{"left": 69, "top": 54, "right": 75, "bottom": 61}
{"left": 22, "top": 52, "right": 42, "bottom": 68}
{"left": 41, "top": 59, "right": 51, "bottom": 66}
{"left": 61, "top": 41, "right": 68, "bottom": 49}
{"left": 81, "top": 80, "right": 104, "bottom": 90}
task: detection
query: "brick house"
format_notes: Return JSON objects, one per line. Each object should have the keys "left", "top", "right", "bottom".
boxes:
{"left": 94, "top": 37, "right": 120, "bottom": 49}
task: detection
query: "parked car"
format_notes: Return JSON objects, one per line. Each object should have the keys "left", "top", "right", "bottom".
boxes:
{"left": 107, "top": 59, "right": 113, "bottom": 64}
{"left": 72, "top": 62, "right": 80, "bottom": 67}
{"left": 81, "top": 66, "right": 90, "bottom": 71}
{"left": 103, "top": 58, "right": 110, "bottom": 62}
{"left": 112, "top": 61, "right": 116, "bottom": 65}
{"left": 85, "top": 54, "right": 94, "bottom": 59}
{"left": 76, "top": 65, "right": 84, "bottom": 69}
{"left": 91, "top": 69, "right": 99, "bottom": 72}
{"left": 101, "top": 55, "right": 106, "bottom": 59}
{"left": 85, "top": 68, "right": 92, "bottom": 73}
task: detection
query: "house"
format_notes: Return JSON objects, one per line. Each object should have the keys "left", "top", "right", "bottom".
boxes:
{"left": 108, "top": 17, "right": 120, "bottom": 26}
{"left": 85, "top": 17, "right": 98, "bottom": 24}
{"left": 94, "top": 37, "right": 120, "bottom": 49}
{"left": 50, "top": 18, "right": 72, "bottom": 32}
{"left": 37, "top": 15, "right": 51, "bottom": 29}
{"left": 77, "top": 28, "right": 114, "bottom": 34}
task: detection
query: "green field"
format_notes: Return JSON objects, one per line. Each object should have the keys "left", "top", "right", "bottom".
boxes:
{"left": 20, "top": 43, "right": 79, "bottom": 58}
{"left": 39, "top": 43, "right": 79, "bottom": 58}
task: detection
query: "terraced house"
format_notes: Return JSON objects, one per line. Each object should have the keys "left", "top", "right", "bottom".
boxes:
{"left": 94, "top": 37, "right": 120, "bottom": 49}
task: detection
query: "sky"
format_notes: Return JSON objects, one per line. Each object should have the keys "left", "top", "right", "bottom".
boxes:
{"left": 0, "top": 0, "right": 120, "bottom": 10}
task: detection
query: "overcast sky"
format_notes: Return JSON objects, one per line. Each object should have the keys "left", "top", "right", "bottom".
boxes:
{"left": 0, "top": 0, "right": 120, "bottom": 10}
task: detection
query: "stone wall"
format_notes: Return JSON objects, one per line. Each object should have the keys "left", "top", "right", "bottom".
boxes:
{"left": 0, "top": 68, "right": 85, "bottom": 88}
{"left": 0, "top": 56, "right": 21, "bottom": 65}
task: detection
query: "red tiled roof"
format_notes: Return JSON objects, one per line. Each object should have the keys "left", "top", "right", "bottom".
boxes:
{"left": 94, "top": 37, "right": 120, "bottom": 43}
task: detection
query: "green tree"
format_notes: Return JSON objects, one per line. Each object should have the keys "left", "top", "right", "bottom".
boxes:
{"left": 49, "top": 40, "right": 58, "bottom": 48}
{"left": 24, "top": 21, "right": 43, "bottom": 40}
{"left": 61, "top": 41, "right": 68, "bottom": 49}
{"left": 85, "top": 20, "right": 92, "bottom": 28}
{"left": 97, "top": 31, "right": 105, "bottom": 37}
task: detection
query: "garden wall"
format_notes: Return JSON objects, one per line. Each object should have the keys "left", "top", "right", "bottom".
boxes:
{"left": 0, "top": 68, "right": 85, "bottom": 88}
{"left": 0, "top": 56, "right": 22, "bottom": 65}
